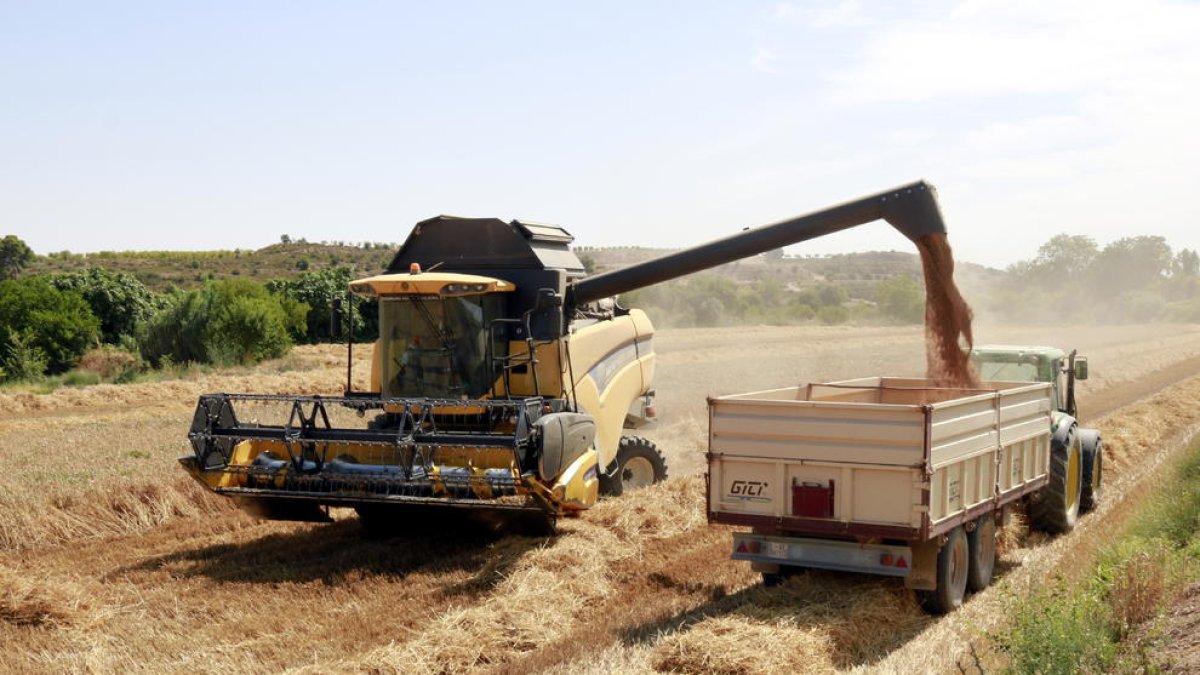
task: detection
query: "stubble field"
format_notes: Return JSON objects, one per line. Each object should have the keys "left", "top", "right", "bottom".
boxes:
{"left": 4, "top": 322, "right": 1200, "bottom": 673}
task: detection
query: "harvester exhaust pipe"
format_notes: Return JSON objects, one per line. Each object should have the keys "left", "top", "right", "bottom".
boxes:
{"left": 568, "top": 180, "right": 946, "bottom": 308}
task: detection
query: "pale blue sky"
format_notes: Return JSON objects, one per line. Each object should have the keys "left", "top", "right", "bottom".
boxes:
{"left": 3, "top": 1, "right": 1197, "bottom": 267}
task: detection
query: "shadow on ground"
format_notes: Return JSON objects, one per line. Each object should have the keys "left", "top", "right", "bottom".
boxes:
{"left": 618, "top": 556, "right": 1030, "bottom": 670}
{"left": 116, "top": 512, "right": 551, "bottom": 590}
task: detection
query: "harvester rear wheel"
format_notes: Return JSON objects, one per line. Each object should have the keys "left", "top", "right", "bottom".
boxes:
{"left": 918, "top": 526, "right": 969, "bottom": 615}
{"left": 1030, "top": 425, "right": 1082, "bottom": 534}
{"left": 601, "top": 436, "right": 668, "bottom": 496}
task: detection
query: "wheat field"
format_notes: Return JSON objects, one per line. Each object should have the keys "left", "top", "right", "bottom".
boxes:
{"left": 4, "top": 323, "right": 1200, "bottom": 673}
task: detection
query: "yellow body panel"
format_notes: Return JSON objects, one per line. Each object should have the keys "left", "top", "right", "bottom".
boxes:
{"left": 563, "top": 310, "right": 655, "bottom": 471}
{"left": 552, "top": 448, "right": 600, "bottom": 511}
{"left": 349, "top": 272, "right": 514, "bottom": 297}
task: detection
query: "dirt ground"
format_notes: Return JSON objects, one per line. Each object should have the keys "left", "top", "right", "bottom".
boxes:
{"left": 3, "top": 323, "right": 1200, "bottom": 673}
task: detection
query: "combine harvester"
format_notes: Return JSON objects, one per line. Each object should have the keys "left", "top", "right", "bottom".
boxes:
{"left": 182, "top": 181, "right": 949, "bottom": 533}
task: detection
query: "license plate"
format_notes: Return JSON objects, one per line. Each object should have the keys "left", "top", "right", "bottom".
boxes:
{"left": 766, "top": 542, "right": 789, "bottom": 559}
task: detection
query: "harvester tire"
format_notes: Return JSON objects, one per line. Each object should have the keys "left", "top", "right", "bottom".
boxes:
{"left": 601, "top": 436, "right": 668, "bottom": 496}
{"left": 966, "top": 513, "right": 996, "bottom": 592}
{"left": 918, "top": 526, "right": 969, "bottom": 615}
{"left": 1079, "top": 430, "right": 1103, "bottom": 513}
{"left": 1030, "top": 424, "right": 1083, "bottom": 534}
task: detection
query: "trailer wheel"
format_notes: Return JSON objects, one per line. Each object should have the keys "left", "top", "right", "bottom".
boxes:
{"left": 1030, "top": 425, "right": 1082, "bottom": 533}
{"left": 1080, "top": 431, "right": 1103, "bottom": 513}
{"left": 601, "top": 436, "right": 668, "bottom": 496}
{"left": 762, "top": 566, "right": 804, "bottom": 587}
{"left": 918, "top": 526, "right": 968, "bottom": 615}
{"left": 966, "top": 513, "right": 996, "bottom": 592}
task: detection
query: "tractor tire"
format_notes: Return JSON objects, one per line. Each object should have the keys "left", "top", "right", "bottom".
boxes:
{"left": 600, "top": 436, "right": 668, "bottom": 497}
{"left": 1030, "top": 424, "right": 1083, "bottom": 534}
{"left": 918, "top": 526, "right": 969, "bottom": 615}
{"left": 966, "top": 513, "right": 997, "bottom": 592}
{"left": 1079, "top": 429, "right": 1103, "bottom": 513}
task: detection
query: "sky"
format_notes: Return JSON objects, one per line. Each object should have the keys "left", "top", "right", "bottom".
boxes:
{"left": 2, "top": 0, "right": 1198, "bottom": 268}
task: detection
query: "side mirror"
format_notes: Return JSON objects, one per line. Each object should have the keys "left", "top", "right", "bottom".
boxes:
{"left": 330, "top": 297, "right": 344, "bottom": 338}
{"left": 1073, "top": 357, "right": 1089, "bottom": 381}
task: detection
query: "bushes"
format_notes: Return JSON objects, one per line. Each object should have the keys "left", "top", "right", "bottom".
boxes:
{"left": 266, "top": 266, "right": 378, "bottom": 343}
{"left": 140, "top": 280, "right": 308, "bottom": 367}
{"left": 50, "top": 267, "right": 156, "bottom": 344}
{"left": 0, "top": 278, "right": 100, "bottom": 376}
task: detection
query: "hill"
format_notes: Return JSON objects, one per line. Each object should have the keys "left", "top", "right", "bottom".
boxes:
{"left": 24, "top": 242, "right": 399, "bottom": 292}
{"left": 24, "top": 241, "right": 1004, "bottom": 294}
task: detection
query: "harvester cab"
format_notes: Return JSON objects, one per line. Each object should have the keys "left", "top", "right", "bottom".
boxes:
{"left": 969, "top": 345, "right": 1103, "bottom": 525}
{"left": 183, "top": 181, "right": 951, "bottom": 533}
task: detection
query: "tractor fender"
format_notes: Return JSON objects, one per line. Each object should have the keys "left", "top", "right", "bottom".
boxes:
{"left": 1078, "top": 428, "right": 1101, "bottom": 456}
{"left": 1051, "top": 414, "right": 1078, "bottom": 449}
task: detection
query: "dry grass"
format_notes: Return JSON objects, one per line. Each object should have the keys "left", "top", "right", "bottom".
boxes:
{"left": 1108, "top": 542, "right": 1184, "bottom": 639}
{"left": 1, "top": 324, "right": 1200, "bottom": 673}
{"left": 0, "top": 568, "right": 86, "bottom": 627}
{"left": 350, "top": 478, "right": 709, "bottom": 674}
{"left": 653, "top": 616, "right": 836, "bottom": 674}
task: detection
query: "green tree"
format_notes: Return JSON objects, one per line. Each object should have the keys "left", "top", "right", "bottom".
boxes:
{"left": 140, "top": 279, "right": 306, "bottom": 366}
{"left": 267, "top": 266, "right": 378, "bottom": 343}
{"left": 0, "top": 277, "right": 100, "bottom": 374}
{"left": 1088, "top": 235, "right": 1172, "bottom": 296}
{"left": 0, "top": 235, "right": 35, "bottom": 280}
{"left": 50, "top": 267, "right": 156, "bottom": 344}
{"left": 1174, "top": 248, "right": 1199, "bottom": 277}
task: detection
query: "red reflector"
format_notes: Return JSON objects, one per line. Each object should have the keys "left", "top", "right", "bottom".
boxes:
{"left": 646, "top": 406, "right": 657, "bottom": 418}
{"left": 880, "top": 553, "right": 894, "bottom": 567}
{"left": 736, "top": 542, "right": 748, "bottom": 553}
{"left": 896, "top": 557, "right": 908, "bottom": 569}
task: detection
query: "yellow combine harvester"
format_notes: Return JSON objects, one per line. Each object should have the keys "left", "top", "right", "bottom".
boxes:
{"left": 181, "top": 181, "right": 949, "bottom": 532}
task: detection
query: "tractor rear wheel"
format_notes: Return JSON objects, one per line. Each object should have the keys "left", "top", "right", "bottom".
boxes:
{"left": 918, "top": 526, "right": 969, "bottom": 615}
{"left": 1030, "top": 425, "right": 1083, "bottom": 534}
{"left": 601, "top": 436, "right": 668, "bottom": 496}
{"left": 1080, "top": 431, "right": 1103, "bottom": 513}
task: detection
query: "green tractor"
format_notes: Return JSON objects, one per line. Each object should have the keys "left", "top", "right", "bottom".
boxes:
{"left": 970, "top": 346, "right": 1103, "bottom": 532}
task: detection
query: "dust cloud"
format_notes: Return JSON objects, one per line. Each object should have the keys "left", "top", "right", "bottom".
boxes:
{"left": 918, "top": 233, "right": 980, "bottom": 388}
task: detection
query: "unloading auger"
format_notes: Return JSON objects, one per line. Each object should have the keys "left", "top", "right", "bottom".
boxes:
{"left": 181, "top": 181, "right": 949, "bottom": 532}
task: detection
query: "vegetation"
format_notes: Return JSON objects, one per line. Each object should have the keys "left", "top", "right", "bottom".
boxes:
{"left": 0, "top": 277, "right": 100, "bottom": 375}
{"left": 4, "top": 227, "right": 1200, "bottom": 383}
{"left": 49, "top": 267, "right": 157, "bottom": 344}
{"left": 266, "top": 266, "right": 379, "bottom": 343}
{"left": 139, "top": 280, "right": 307, "bottom": 367}
{"left": 990, "top": 234, "right": 1200, "bottom": 324}
{"left": 994, "top": 438, "right": 1200, "bottom": 673}
{"left": 0, "top": 235, "right": 34, "bottom": 280}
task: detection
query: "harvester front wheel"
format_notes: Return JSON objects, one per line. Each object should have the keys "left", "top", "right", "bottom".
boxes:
{"left": 1030, "top": 425, "right": 1083, "bottom": 534}
{"left": 601, "top": 436, "right": 668, "bottom": 496}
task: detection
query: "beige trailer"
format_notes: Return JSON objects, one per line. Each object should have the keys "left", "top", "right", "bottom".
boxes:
{"left": 707, "top": 377, "right": 1062, "bottom": 613}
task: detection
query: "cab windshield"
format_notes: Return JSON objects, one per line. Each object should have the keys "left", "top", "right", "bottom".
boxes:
{"left": 380, "top": 294, "right": 506, "bottom": 399}
{"left": 975, "top": 359, "right": 1040, "bottom": 382}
